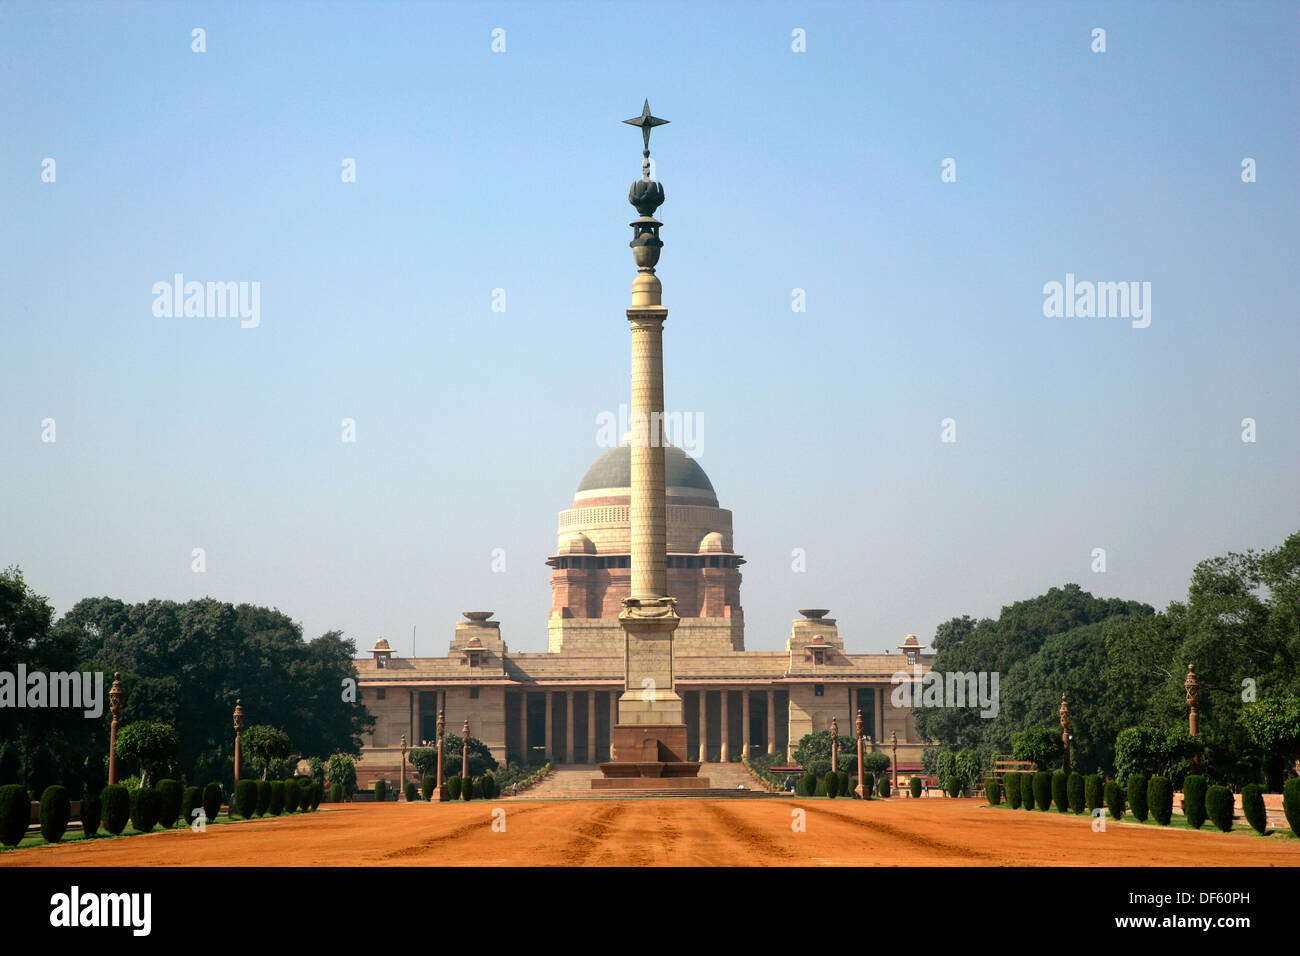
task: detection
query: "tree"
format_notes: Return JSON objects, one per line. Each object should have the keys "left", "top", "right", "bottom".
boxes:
{"left": 409, "top": 748, "right": 439, "bottom": 778}
{"left": 327, "top": 754, "right": 357, "bottom": 796}
{"left": 114, "top": 721, "right": 178, "bottom": 788}
{"left": 1011, "top": 727, "right": 1063, "bottom": 771}
{"left": 242, "top": 725, "right": 292, "bottom": 780}
{"left": 1242, "top": 697, "right": 1300, "bottom": 775}
{"left": 442, "top": 735, "right": 499, "bottom": 780}
{"left": 792, "top": 730, "right": 857, "bottom": 772}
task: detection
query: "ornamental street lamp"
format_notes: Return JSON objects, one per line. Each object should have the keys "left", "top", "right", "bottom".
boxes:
{"left": 400, "top": 734, "right": 408, "bottom": 799}
{"left": 1060, "top": 694, "right": 1072, "bottom": 778}
{"left": 108, "top": 672, "right": 124, "bottom": 785}
{"left": 830, "top": 716, "right": 839, "bottom": 774}
{"left": 854, "top": 709, "right": 866, "bottom": 799}
{"left": 1185, "top": 663, "right": 1202, "bottom": 773}
{"left": 233, "top": 699, "right": 246, "bottom": 783}
{"left": 461, "top": 719, "right": 471, "bottom": 782}
{"left": 434, "top": 709, "right": 449, "bottom": 802}
{"left": 891, "top": 730, "right": 899, "bottom": 793}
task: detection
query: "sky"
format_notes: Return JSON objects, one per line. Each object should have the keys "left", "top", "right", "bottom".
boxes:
{"left": 2, "top": 0, "right": 1297, "bottom": 658}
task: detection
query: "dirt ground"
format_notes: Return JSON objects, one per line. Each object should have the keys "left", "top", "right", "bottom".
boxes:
{"left": 3, "top": 798, "right": 1297, "bottom": 867}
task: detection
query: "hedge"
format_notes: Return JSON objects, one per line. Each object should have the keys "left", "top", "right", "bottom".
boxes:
{"left": 257, "top": 780, "right": 272, "bottom": 815}
{"left": 1068, "top": 773, "right": 1085, "bottom": 814}
{"left": 985, "top": 778, "right": 1002, "bottom": 805}
{"left": 1128, "top": 774, "right": 1149, "bottom": 823}
{"left": 180, "top": 786, "right": 202, "bottom": 828}
{"left": 202, "top": 783, "right": 222, "bottom": 823}
{"left": 826, "top": 773, "right": 840, "bottom": 799}
{"left": 1049, "top": 771, "right": 1067, "bottom": 812}
{"left": 268, "top": 781, "right": 285, "bottom": 815}
{"left": 944, "top": 776, "right": 960, "bottom": 798}
{"left": 1206, "top": 785, "right": 1234, "bottom": 832}
{"left": 421, "top": 775, "right": 437, "bottom": 801}
{"left": 447, "top": 776, "right": 462, "bottom": 800}
{"left": 910, "top": 776, "right": 922, "bottom": 799}
{"left": 1104, "top": 780, "right": 1125, "bottom": 822}
{"left": 1005, "top": 773, "right": 1021, "bottom": 809}
{"left": 130, "top": 787, "right": 160, "bottom": 833}
{"left": 329, "top": 782, "right": 343, "bottom": 803}
{"left": 156, "top": 779, "right": 182, "bottom": 828}
{"left": 234, "top": 780, "right": 258, "bottom": 819}
{"left": 878, "top": 774, "right": 891, "bottom": 798}
{"left": 1084, "top": 774, "right": 1103, "bottom": 814}
{"left": 311, "top": 782, "right": 324, "bottom": 809}
{"left": 798, "top": 773, "right": 816, "bottom": 797}
{"left": 103, "top": 784, "right": 131, "bottom": 835}
{"left": 404, "top": 781, "right": 418, "bottom": 802}
{"left": 286, "top": 780, "right": 302, "bottom": 813}
{"left": 374, "top": 780, "right": 387, "bottom": 803}
{"left": 1285, "top": 778, "right": 1300, "bottom": 838}
{"left": 1148, "top": 776, "right": 1173, "bottom": 826}
{"left": 1183, "top": 775, "right": 1207, "bottom": 829}
{"left": 80, "top": 790, "right": 102, "bottom": 838}
{"left": 1242, "top": 784, "right": 1267, "bottom": 835}
{"left": 39, "top": 785, "right": 71, "bottom": 843}
{"left": 1020, "top": 773, "right": 1036, "bottom": 810}
{"left": 1032, "top": 772, "right": 1052, "bottom": 811}
{"left": 862, "top": 773, "right": 875, "bottom": 798}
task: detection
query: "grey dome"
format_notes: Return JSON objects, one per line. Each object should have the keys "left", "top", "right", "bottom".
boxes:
{"left": 577, "top": 445, "right": 716, "bottom": 501}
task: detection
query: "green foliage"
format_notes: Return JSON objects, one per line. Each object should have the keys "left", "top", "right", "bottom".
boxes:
{"left": 1032, "top": 772, "right": 1051, "bottom": 811}
{"left": 1017, "top": 773, "right": 1033, "bottom": 810}
{"left": 860, "top": 752, "right": 891, "bottom": 776}
{"left": 256, "top": 780, "right": 271, "bottom": 815}
{"left": 1068, "top": 773, "right": 1085, "bottom": 813}
{"left": 462, "top": 777, "right": 473, "bottom": 801}
{"left": 268, "top": 781, "right": 284, "bottom": 815}
{"left": 793, "top": 731, "right": 859, "bottom": 777}
{"left": 877, "top": 773, "right": 890, "bottom": 798}
{"left": 1012, "top": 728, "right": 1063, "bottom": 772}
{"left": 130, "top": 786, "right": 160, "bottom": 832}
{"left": 861, "top": 772, "right": 874, "bottom": 799}
{"left": 329, "top": 782, "right": 343, "bottom": 803}
{"left": 985, "top": 778, "right": 1001, "bottom": 805}
{"left": 404, "top": 781, "right": 418, "bottom": 802}
{"left": 1283, "top": 778, "right": 1300, "bottom": 838}
{"left": 1127, "top": 774, "right": 1149, "bottom": 822}
{"left": 1005, "top": 772, "right": 1021, "bottom": 809}
{"left": 1183, "top": 775, "right": 1207, "bottom": 829}
{"left": 102, "top": 784, "right": 130, "bottom": 835}
{"left": 1241, "top": 784, "right": 1266, "bottom": 834}
{"left": 409, "top": 748, "right": 439, "bottom": 778}
{"left": 1104, "top": 780, "right": 1126, "bottom": 821}
{"left": 1114, "top": 725, "right": 1200, "bottom": 789}
{"left": 1051, "top": 771, "right": 1068, "bottom": 812}
{"left": 80, "top": 791, "right": 102, "bottom": 837}
{"left": 422, "top": 775, "right": 437, "bottom": 801}
{"left": 935, "top": 750, "right": 955, "bottom": 786}
{"left": 242, "top": 725, "right": 292, "bottom": 779}
{"left": 481, "top": 775, "right": 497, "bottom": 799}
{"left": 155, "top": 779, "right": 182, "bottom": 828}
{"left": 202, "top": 782, "right": 222, "bottom": 822}
{"left": 442, "top": 734, "right": 500, "bottom": 780}
{"left": 327, "top": 755, "right": 357, "bottom": 796}
{"left": 0, "top": 785, "right": 29, "bottom": 846}
{"left": 311, "top": 782, "right": 323, "bottom": 809}
{"left": 37, "top": 785, "right": 69, "bottom": 843}
{"left": 1084, "top": 774, "right": 1103, "bottom": 813}
{"left": 180, "top": 786, "right": 201, "bottom": 828}
{"left": 373, "top": 780, "right": 386, "bottom": 803}
{"left": 114, "top": 721, "right": 178, "bottom": 788}
{"left": 308, "top": 756, "right": 326, "bottom": 786}
{"left": 1241, "top": 697, "right": 1300, "bottom": 768}
{"left": 944, "top": 776, "right": 960, "bottom": 798}
{"left": 799, "top": 773, "right": 816, "bottom": 797}
{"left": 447, "top": 776, "right": 462, "bottom": 800}
{"left": 234, "top": 780, "right": 258, "bottom": 819}
{"left": 910, "top": 776, "right": 922, "bottom": 799}
{"left": 825, "top": 772, "right": 840, "bottom": 799}
{"left": 284, "top": 779, "right": 300, "bottom": 812}
{"left": 1206, "top": 785, "right": 1234, "bottom": 832}
{"left": 1148, "top": 776, "right": 1173, "bottom": 825}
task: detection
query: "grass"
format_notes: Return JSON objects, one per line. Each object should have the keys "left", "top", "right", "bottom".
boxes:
{"left": 0, "top": 807, "right": 323, "bottom": 853}
{"left": 984, "top": 801, "right": 1297, "bottom": 839}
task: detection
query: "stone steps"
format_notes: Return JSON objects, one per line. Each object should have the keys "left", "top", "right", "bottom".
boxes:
{"left": 509, "top": 761, "right": 781, "bottom": 800}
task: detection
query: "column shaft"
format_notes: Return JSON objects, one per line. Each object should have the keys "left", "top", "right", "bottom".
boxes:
{"left": 520, "top": 693, "right": 529, "bottom": 764}
{"left": 720, "top": 690, "right": 730, "bottom": 762}
{"left": 766, "top": 690, "right": 776, "bottom": 755}
{"left": 698, "top": 691, "right": 707, "bottom": 762}
{"left": 586, "top": 692, "right": 597, "bottom": 764}
{"left": 564, "top": 690, "right": 575, "bottom": 764}
{"left": 544, "top": 692, "right": 554, "bottom": 761}
{"left": 741, "top": 690, "right": 751, "bottom": 761}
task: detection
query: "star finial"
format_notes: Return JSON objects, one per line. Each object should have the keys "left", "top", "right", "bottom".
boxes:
{"left": 623, "top": 99, "right": 669, "bottom": 153}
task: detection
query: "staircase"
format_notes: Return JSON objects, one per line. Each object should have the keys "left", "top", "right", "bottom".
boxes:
{"left": 508, "top": 763, "right": 781, "bottom": 800}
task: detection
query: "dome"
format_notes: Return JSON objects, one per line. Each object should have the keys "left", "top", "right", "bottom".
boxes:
{"left": 558, "top": 532, "right": 596, "bottom": 554}
{"left": 699, "top": 531, "right": 725, "bottom": 553}
{"left": 576, "top": 444, "right": 716, "bottom": 504}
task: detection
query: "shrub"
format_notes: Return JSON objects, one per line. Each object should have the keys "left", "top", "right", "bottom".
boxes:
{"left": 0, "top": 785, "right": 29, "bottom": 847}
{"left": 155, "top": 779, "right": 182, "bottom": 828}
{"left": 1104, "top": 780, "right": 1126, "bottom": 822}
{"left": 462, "top": 777, "right": 473, "bottom": 801}
{"left": 202, "top": 783, "right": 222, "bottom": 823}
{"left": 1067, "top": 773, "right": 1084, "bottom": 814}
{"left": 180, "top": 786, "right": 202, "bottom": 828}
{"left": 1032, "top": 772, "right": 1052, "bottom": 811}
{"left": 404, "top": 781, "right": 418, "bottom": 802}
{"left": 861, "top": 773, "right": 874, "bottom": 799}
{"left": 1128, "top": 774, "right": 1149, "bottom": 822}
{"left": 1183, "top": 775, "right": 1207, "bottom": 829}
{"left": 329, "top": 782, "right": 343, "bottom": 804}
{"left": 1285, "top": 778, "right": 1300, "bottom": 838}
{"left": 1020, "top": 773, "right": 1035, "bottom": 810}
{"left": 284, "top": 780, "right": 300, "bottom": 813}
{"left": 1005, "top": 773, "right": 1021, "bottom": 809}
{"left": 311, "top": 782, "right": 323, "bottom": 809}
{"left": 422, "top": 775, "right": 437, "bottom": 801}
{"left": 256, "top": 780, "right": 271, "bottom": 815}
{"left": 1084, "top": 774, "right": 1103, "bottom": 814}
{"left": 447, "top": 776, "right": 462, "bottom": 800}
{"left": 39, "top": 785, "right": 71, "bottom": 843}
{"left": 102, "top": 784, "right": 130, "bottom": 835}
{"left": 878, "top": 774, "right": 891, "bottom": 798}
{"left": 1051, "top": 771, "right": 1068, "bottom": 812}
{"left": 374, "top": 780, "right": 387, "bottom": 803}
{"left": 484, "top": 775, "right": 499, "bottom": 799}
{"left": 826, "top": 773, "right": 840, "bottom": 799}
{"left": 1148, "top": 776, "right": 1173, "bottom": 825}
{"left": 944, "top": 776, "right": 961, "bottom": 798}
{"left": 130, "top": 786, "right": 160, "bottom": 833}
{"left": 910, "top": 776, "right": 922, "bottom": 799}
{"left": 234, "top": 780, "right": 258, "bottom": 819}
{"left": 985, "top": 778, "right": 1002, "bottom": 805}
{"left": 268, "top": 781, "right": 284, "bottom": 815}
{"left": 1206, "top": 785, "right": 1234, "bottom": 832}
{"left": 1242, "top": 784, "right": 1267, "bottom": 835}
{"left": 799, "top": 773, "right": 816, "bottom": 797}
{"left": 81, "top": 790, "right": 102, "bottom": 838}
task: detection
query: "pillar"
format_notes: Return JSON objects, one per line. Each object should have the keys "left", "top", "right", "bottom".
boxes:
{"left": 586, "top": 692, "right": 597, "bottom": 764}
{"left": 519, "top": 692, "right": 529, "bottom": 764}
{"left": 875, "top": 684, "right": 885, "bottom": 746}
{"left": 766, "top": 689, "right": 776, "bottom": 755}
{"left": 741, "top": 690, "right": 751, "bottom": 761}
{"left": 608, "top": 690, "right": 617, "bottom": 760}
{"left": 698, "top": 691, "right": 707, "bottom": 762}
{"left": 544, "top": 691, "right": 554, "bottom": 761}
{"left": 720, "top": 690, "right": 730, "bottom": 762}
{"left": 565, "top": 689, "right": 575, "bottom": 764}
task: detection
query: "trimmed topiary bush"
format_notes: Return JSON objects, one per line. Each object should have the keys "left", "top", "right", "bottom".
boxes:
{"left": 1020, "top": 773, "right": 1035, "bottom": 810}
{"left": 268, "top": 781, "right": 284, "bottom": 815}
{"left": 1051, "top": 771, "right": 1068, "bottom": 812}
{"left": 81, "top": 790, "right": 102, "bottom": 838}
{"left": 373, "top": 780, "right": 387, "bottom": 803}
{"left": 799, "top": 773, "right": 816, "bottom": 797}
{"left": 862, "top": 773, "right": 874, "bottom": 799}
{"left": 256, "top": 780, "right": 271, "bottom": 815}
{"left": 1242, "top": 784, "right": 1266, "bottom": 835}
{"left": 985, "top": 778, "right": 1002, "bottom": 805}
{"left": 39, "top": 785, "right": 71, "bottom": 844}
{"left": 404, "top": 781, "right": 418, "bottom": 802}
{"left": 826, "top": 773, "right": 840, "bottom": 799}
{"left": 1183, "top": 775, "right": 1207, "bottom": 829}
{"left": 180, "top": 786, "right": 201, "bottom": 828}
{"left": 0, "top": 785, "right": 29, "bottom": 847}
{"left": 1068, "top": 773, "right": 1085, "bottom": 814}
{"left": 1005, "top": 773, "right": 1021, "bottom": 809}
{"left": 202, "top": 783, "right": 222, "bottom": 824}
{"left": 1104, "top": 780, "right": 1125, "bottom": 822}
{"left": 422, "top": 775, "right": 437, "bottom": 801}
{"left": 1284, "top": 778, "right": 1300, "bottom": 838}
{"left": 1206, "top": 785, "right": 1234, "bottom": 832}
{"left": 462, "top": 777, "right": 474, "bottom": 801}
{"left": 234, "top": 780, "right": 258, "bottom": 819}
{"left": 1148, "top": 776, "right": 1173, "bottom": 825}
{"left": 155, "top": 779, "right": 182, "bottom": 828}
{"left": 1084, "top": 774, "right": 1103, "bottom": 814}
{"left": 910, "top": 776, "right": 922, "bottom": 799}
{"left": 1128, "top": 774, "right": 1149, "bottom": 822}
{"left": 310, "top": 782, "right": 322, "bottom": 809}
{"left": 1032, "top": 772, "right": 1051, "bottom": 811}
{"left": 130, "top": 786, "right": 160, "bottom": 833}
{"left": 877, "top": 774, "right": 890, "bottom": 798}
{"left": 944, "top": 775, "right": 960, "bottom": 798}
{"left": 329, "top": 782, "right": 343, "bottom": 803}
{"left": 447, "top": 776, "right": 462, "bottom": 800}
{"left": 284, "top": 780, "right": 300, "bottom": 813}
{"left": 103, "top": 784, "right": 130, "bottom": 835}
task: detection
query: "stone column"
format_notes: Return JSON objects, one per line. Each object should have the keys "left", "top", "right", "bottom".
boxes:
{"left": 766, "top": 690, "right": 776, "bottom": 755}
{"left": 608, "top": 691, "right": 617, "bottom": 760}
{"left": 232, "top": 698, "right": 245, "bottom": 783}
{"left": 586, "top": 692, "right": 597, "bottom": 764}
{"left": 544, "top": 692, "right": 554, "bottom": 761}
{"left": 875, "top": 684, "right": 885, "bottom": 745}
{"left": 565, "top": 690, "right": 575, "bottom": 764}
{"left": 830, "top": 716, "right": 839, "bottom": 773}
{"left": 698, "top": 691, "right": 708, "bottom": 762}
{"left": 461, "top": 719, "right": 471, "bottom": 781}
{"left": 107, "top": 672, "right": 123, "bottom": 785}
{"left": 855, "top": 709, "right": 866, "bottom": 798}
{"left": 519, "top": 692, "right": 529, "bottom": 765}
{"left": 434, "top": 709, "right": 448, "bottom": 801}
{"left": 741, "top": 690, "right": 751, "bottom": 761}
{"left": 720, "top": 690, "right": 730, "bottom": 762}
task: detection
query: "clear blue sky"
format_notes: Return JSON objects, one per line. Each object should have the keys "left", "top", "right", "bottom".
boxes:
{"left": 2, "top": 1, "right": 1297, "bottom": 656}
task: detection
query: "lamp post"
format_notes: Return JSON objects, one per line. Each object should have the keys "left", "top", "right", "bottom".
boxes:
{"left": 400, "top": 733, "right": 408, "bottom": 799}
{"left": 854, "top": 709, "right": 865, "bottom": 799}
{"left": 434, "top": 709, "right": 448, "bottom": 802}
{"left": 1185, "top": 664, "right": 1202, "bottom": 773}
{"left": 233, "top": 699, "right": 245, "bottom": 783}
{"left": 891, "top": 730, "right": 899, "bottom": 793}
{"left": 461, "top": 719, "right": 471, "bottom": 783}
{"left": 108, "top": 672, "right": 123, "bottom": 785}
{"left": 830, "top": 716, "right": 839, "bottom": 774}
{"left": 1060, "top": 694, "right": 1072, "bottom": 779}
